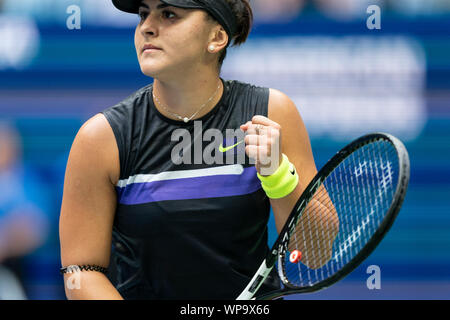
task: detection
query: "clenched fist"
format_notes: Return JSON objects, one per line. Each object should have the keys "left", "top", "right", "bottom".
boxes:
{"left": 240, "top": 115, "right": 283, "bottom": 176}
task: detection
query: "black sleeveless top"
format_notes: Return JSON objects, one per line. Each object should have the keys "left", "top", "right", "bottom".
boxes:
{"left": 101, "top": 79, "right": 280, "bottom": 299}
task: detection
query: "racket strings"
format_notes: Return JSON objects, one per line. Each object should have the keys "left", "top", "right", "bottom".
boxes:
{"left": 285, "top": 186, "right": 339, "bottom": 280}
{"left": 281, "top": 140, "right": 400, "bottom": 288}
{"left": 285, "top": 143, "right": 398, "bottom": 286}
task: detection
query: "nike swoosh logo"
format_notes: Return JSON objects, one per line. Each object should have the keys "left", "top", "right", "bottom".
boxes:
{"left": 219, "top": 140, "right": 244, "bottom": 153}
{"left": 290, "top": 165, "right": 296, "bottom": 175}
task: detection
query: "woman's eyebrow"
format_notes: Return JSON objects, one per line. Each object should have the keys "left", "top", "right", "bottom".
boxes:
{"left": 157, "top": 3, "right": 170, "bottom": 9}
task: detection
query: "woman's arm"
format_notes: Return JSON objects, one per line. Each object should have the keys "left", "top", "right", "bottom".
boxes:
{"left": 268, "top": 89, "right": 339, "bottom": 269}
{"left": 266, "top": 89, "right": 319, "bottom": 232}
{"left": 242, "top": 89, "right": 339, "bottom": 269}
{"left": 59, "top": 114, "right": 123, "bottom": 300}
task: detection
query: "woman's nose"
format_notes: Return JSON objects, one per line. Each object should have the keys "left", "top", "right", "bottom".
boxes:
{"left": 140, "top": 13, "right": 159, "bottom": 36}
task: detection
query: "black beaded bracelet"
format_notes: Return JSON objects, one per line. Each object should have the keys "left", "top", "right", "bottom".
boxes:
{"left": 60, "top": 264, "right": 108, "bottom": 275}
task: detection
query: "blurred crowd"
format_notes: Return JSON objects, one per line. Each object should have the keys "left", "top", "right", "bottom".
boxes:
{"left": 0, "top": 123, "right": 50, "bottom": 299}
{"left": 0, "top": 0, "right": 449, "bottom": 25}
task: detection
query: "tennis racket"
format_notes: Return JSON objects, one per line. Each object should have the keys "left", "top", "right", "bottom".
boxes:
{"left": 237, "top": 132, "right": 410, "bottom": 300}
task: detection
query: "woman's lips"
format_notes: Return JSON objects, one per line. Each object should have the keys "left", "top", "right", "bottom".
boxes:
{"left": 143, "top": 49, "right": 161, "bottom": 53}
{"left": 142, "top": 44, "right": 162, "bottom": 53}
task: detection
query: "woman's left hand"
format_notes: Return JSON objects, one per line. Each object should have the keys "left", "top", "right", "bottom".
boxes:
{"left": 240, "top": 115, "right": 283, "bottom": 176}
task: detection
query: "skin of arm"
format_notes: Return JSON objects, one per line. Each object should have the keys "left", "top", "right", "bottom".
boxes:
{"left": 59, "top": 114, "right": 123, "bottom": 300}
{"left": 242, "top": 89, "right": 339, "bottom": 269}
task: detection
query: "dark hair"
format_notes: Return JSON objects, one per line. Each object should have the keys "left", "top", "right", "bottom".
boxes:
{"left": 207, "top": 0, "right": 253, "bottom": 69}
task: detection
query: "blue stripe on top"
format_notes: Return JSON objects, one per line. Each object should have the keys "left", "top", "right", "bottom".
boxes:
{"left": 116, "top": 165, "right": 262, "bottom": 205}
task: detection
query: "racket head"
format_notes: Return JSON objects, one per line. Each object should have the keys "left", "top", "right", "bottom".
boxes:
{"left": 258, "top": 133, "right": 410, "bottom": 299}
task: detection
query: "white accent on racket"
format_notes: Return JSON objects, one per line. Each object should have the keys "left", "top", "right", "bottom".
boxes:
{"left": 236, "top": 260, "right": 273, "bottom": 300}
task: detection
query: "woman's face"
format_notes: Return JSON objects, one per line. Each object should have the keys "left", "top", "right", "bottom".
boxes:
{"left": 135, "top": 0, "right": 217, "bottom": 78}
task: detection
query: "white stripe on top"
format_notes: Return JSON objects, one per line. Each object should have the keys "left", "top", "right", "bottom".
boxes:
{"left": 117, "top": 164, "right": 245, "bottom": 188}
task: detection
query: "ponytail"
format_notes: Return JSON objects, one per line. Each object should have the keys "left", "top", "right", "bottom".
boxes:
{"left": 214, "top": 0, "right": 254, "bottom": 68}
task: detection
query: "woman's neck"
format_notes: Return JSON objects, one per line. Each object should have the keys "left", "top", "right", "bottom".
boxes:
{"left": 153, "top": 71, "right": 224, "bottom": 121}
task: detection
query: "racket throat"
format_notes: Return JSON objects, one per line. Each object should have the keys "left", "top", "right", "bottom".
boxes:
{"left": 236, "top": 259, "right": 273, "bottom": 300}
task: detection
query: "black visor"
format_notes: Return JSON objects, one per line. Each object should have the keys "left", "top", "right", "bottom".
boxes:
{"left": 112, "top": 0, "right": 237, "bottom": 45}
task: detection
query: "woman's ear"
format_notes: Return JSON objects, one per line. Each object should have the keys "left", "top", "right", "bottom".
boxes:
{"left": 208, "top": 25, "right": 229, "bottom": 53}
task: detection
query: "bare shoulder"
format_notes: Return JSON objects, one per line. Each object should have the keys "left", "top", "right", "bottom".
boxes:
{"left": 267, "top": 88, "right": 304, "bottom": 131}
{"left": 268, "top": 88, "right": 292, "bottom": 107}
{"left": 70, "top": 113, "right": 120, "bottom": 185}
{"left": 76, "top": 113, "right": 114, "bottom": 146}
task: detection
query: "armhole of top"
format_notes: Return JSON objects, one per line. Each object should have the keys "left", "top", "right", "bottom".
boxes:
{"left": 262, "top": 87, "right": 270, "bottom": 118}
{"left": 254, "top": 86, "right": 270, "bottom": 118}
{"left": 100, "top": 110, "right": 126, "bottom": 183}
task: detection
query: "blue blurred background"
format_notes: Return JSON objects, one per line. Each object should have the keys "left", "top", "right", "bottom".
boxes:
{"left": 0, "top": 0, "right": 449, "bottom": 300}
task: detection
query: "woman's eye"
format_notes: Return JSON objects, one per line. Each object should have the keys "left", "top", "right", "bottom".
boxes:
{"left": 138, "top": 10, "right": 148, "bottom": 21}
{"left": 137, "top": 9, "right": 176, "bottom": 23}
{"left": 162, "top": 10, "right": 176, "bottom": 19}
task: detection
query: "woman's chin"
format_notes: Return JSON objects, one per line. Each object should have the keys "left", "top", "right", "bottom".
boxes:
{"left": 140, "top": 66, "right": 159, "bottom": 78}
{"left": 139, "top": 61, "right": 164, "bottom": 77}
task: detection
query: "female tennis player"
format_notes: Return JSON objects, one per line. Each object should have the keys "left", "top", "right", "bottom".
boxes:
{"left": 59, "top": 0, "right": 338, "bottom": 300}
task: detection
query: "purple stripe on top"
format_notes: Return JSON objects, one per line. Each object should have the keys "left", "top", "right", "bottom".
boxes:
{"left": 116, "top": 166, "right": 262, "bottom": 205}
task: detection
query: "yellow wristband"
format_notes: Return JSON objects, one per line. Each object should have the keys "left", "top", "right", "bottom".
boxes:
{"left": 257, "top": 154, "right": 299, "bottom": 199}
